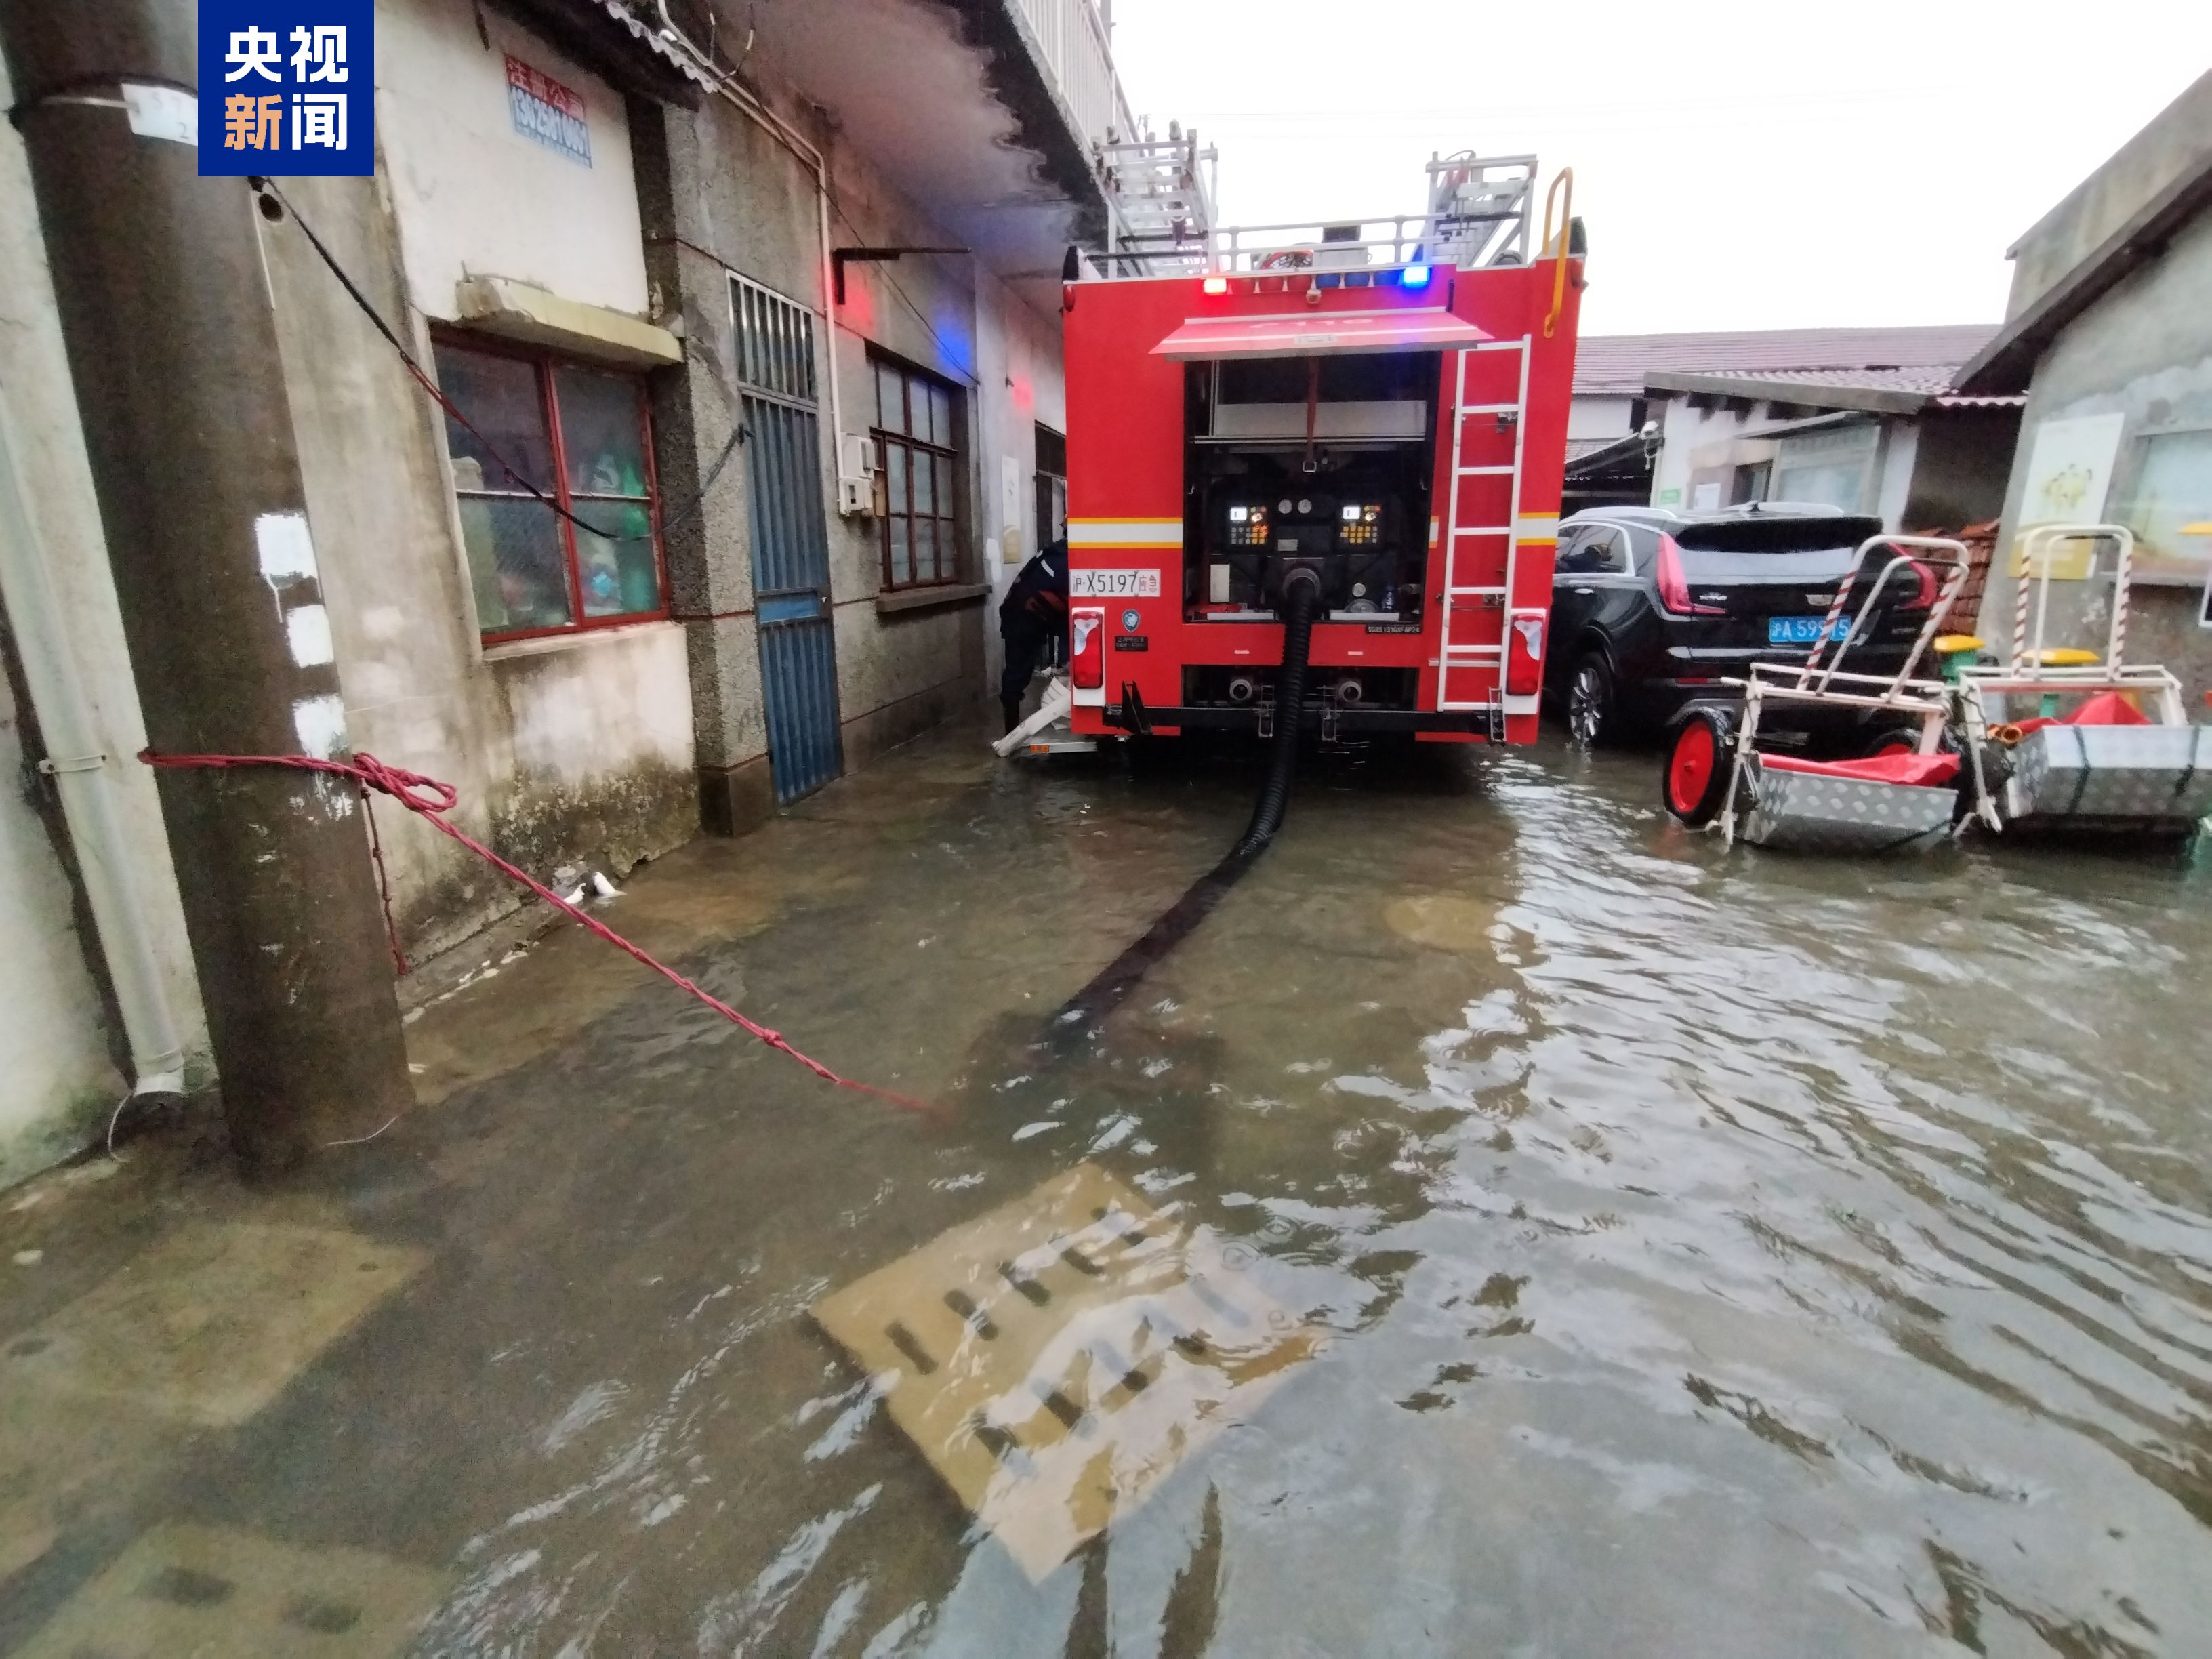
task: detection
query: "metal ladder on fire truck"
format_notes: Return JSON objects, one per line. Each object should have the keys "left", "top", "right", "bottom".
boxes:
{"left": 1435, "top": 169, "right": 1569, "bottom": 739}
{"left": 1438, "top": 337, "right": 1530, "bottom": 741}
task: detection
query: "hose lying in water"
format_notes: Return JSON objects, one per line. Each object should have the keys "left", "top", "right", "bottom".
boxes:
{"left": 1053, "top": 576, "right": 1321, "bottom": 1032}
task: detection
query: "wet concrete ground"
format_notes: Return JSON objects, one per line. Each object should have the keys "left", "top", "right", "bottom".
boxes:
{"left": 4, "top": 717, "right": 2211, "bottom": 1656}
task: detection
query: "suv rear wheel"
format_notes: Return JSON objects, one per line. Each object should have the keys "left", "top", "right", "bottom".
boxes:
{"left": 1663, "top": 710, "right": 1735, "bottom": 827}
{"left": 1566, "top": 653, "right": 1616, "bottom": 747}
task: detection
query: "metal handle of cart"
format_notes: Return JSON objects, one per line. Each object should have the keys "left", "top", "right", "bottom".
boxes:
{"left": 1956, "top": 523, "right": 2184, "bottom": 785}
{"left": 1717, "top": 535, "right": 1970, "bottom": 848}
{"left": 1797, "top": 536, "right": 1973, "bottom": 699}
{"left": 2007, "top": 523, "right": 2135, "bottom": 675}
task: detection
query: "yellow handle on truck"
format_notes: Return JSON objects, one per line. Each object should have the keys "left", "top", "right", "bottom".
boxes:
{"left": 1542, "top": 168, "right": 1575, "bottom": 340}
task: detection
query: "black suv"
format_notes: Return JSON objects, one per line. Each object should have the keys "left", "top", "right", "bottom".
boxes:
{"left": 1547, "top": 503, "right": 1942, "bottom": 745}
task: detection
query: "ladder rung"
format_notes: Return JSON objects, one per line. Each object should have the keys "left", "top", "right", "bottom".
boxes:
{"left": 1470, "top": 341, "right": 1528, "bottom": 352}
{"left": 1443, "top": 645, "right": 1504, "bottom": 655}
{"left": 1452, "top": 527, "right": 1512, "bottom": 537}
{"left": 1458, "top": 403, "right": 1519, "bottom": 415}
{"left": 1449, "top": 585, "right": 1506, "bottom": 595}
{"left": 1456, "top": 466, "right": 1515, "bottom": 476}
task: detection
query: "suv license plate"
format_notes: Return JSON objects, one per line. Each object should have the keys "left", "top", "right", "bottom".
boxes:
{"left": 1767, "top": 615, "right": 1829, "bottom": 646}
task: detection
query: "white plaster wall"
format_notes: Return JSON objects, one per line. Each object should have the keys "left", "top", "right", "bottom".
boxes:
{"left": 268, "top": 9, "right": 698, "bottom": 963}
{"left": 377, "top": 0, "right": 653, "bottom": 321}
{"left": 1569, "top": 394, "right": 1636, "bottom": 442}
{"left": 0, "top": 51, "right": 210, "bottom": 1185}
{"left": 492, "top": 624, "right": 694, "bottom": 785}
{"left": 1649, "top": 397, "right": 1752, "bottom": 508}
{"left": 975, "top": 267, "right": 1069, "bottom": 687}
{"left": 0, "top": 674, "right": 119, "bottom": 1181}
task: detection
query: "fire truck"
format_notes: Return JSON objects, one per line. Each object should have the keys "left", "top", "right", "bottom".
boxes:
{"left": 1058, "top": 152, "right": 1585, "bottom": 750}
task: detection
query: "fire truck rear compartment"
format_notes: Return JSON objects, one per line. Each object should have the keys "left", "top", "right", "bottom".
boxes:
{"left": 1186, "top": 352, "right": 1438, "bottom": 619}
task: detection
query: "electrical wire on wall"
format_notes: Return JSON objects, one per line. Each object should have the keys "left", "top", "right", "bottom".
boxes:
{"left": 249, "top": 177, "right": 745, "bottom": 545}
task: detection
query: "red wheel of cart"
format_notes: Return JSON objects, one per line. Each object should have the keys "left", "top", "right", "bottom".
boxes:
{"left": 1663, "top": 710, "right": 1734, "bottom": 827}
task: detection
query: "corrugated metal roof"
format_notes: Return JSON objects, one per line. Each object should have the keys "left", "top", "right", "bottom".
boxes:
{"left": 588, "top": 0, "right": 718, "bottom": 92}
{"left": 1573, "top": 325, "right": 2000, "bottom": 396}
{"left": 1565, "top": 436, "right": 1627, "bottom": 462}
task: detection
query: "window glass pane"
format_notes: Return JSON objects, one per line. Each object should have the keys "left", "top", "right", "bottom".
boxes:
{"left": 888, "top": 516, "right": 912, "bottom": 585}
{"left": 571, "top": 499, "right": 661, "bottom": 617}
{"left": 936, "top": 455, "right": 956, "bottom": 527}
{"left": 912, "top": 516, "right": 937, "bottom": 583}
{"left": 886, "top": 442, "right": 908, "bottom": 516}
{"left": 877, "top": 363, "right": 906, "bottom": 434}
{"left": 555, "top": 367, "right": 650, "bottom": 497}
{"left": 911, "top": 449, "right": 935, "bottom": 516}
{"left": 928, "top": 384, "right": 952, "bottom": 447}
{"left": 459, "top": 497, "right": 571, "bottom": 633}
{"left": 434, "top": 344, "right": 555, "bottom": 489}
{"left": 937, "top": 516, "right": 959, "bottom": 579}
{"left": 2118, "top": 428, "right": 2212, "bottom": 579}
{"left": 1772, "top": 461, "right": 1865, "bottom": 513}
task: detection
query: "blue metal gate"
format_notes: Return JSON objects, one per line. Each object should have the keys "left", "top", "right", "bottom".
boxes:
{"left": 735, "top": 275, "right": 843, "bottom": 802}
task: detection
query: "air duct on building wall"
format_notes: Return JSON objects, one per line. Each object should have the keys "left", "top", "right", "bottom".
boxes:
{"left": 0, "top": 388, "right": 185, "bottom": 1100}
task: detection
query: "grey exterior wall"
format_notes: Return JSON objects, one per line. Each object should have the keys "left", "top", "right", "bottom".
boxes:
{"left": 2005, "top": 70, "right": 2212, "bottom": 321}
{"left": 638, "top": 75, "right": 997, "bottom": 835}
{"left": 1988, "top": 203, "right": 2212, "bottom": 694}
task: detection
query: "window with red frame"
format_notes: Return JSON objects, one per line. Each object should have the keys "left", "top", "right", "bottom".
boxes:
{"left": 432, "top": 335, "right": 668, "bottom": 641}
{"left": 872, "top": 353, "right": 966, "bottom": 590}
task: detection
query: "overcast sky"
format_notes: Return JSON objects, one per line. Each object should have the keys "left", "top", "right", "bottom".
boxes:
{"left": 1105, "top": 1, "right": 2211, "bottom": 337}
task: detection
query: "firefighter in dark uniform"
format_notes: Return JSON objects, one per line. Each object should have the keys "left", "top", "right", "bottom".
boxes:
{"left": 998, "top": 537, "right": 1069, "bottom": 733}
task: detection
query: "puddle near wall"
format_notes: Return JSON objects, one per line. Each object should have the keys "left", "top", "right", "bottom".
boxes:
{"left": 4, "top": 726, "right": 2211, "bottom": 1656}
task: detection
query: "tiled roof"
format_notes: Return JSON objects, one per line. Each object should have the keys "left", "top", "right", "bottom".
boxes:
{"left": 1574, "top": 325, "right": 2001, "bottom": 397}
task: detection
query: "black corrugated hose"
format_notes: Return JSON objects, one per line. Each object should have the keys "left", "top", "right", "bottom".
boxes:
{"left": 1053, "top": 574, "right": 1320, "bottom": 1031}
{"left": 1233, "top": 574, "right": 1319, "bottom": 857}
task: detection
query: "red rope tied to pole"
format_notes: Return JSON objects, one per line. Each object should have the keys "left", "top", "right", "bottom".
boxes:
{"left": 141, "top": 747, "right": 934, "bottom": 1117}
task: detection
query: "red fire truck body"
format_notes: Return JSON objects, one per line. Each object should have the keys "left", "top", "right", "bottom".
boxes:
{"left": 1061, "top": 240, "right": 1583, "bottom": 745}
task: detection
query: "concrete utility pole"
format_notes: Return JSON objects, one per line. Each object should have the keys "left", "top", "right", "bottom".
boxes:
{"left": 0, "top": 1, "right": 413, "bottom": 1169}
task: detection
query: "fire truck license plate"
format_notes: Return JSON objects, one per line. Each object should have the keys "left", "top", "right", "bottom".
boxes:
{"left": 1071, "top": 568, "right": 1161, "bottom": 598}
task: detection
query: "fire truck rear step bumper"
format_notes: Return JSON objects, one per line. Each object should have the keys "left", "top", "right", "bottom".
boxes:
{"left": 1102, "top": 704, "right": 1497, "bottom": 735}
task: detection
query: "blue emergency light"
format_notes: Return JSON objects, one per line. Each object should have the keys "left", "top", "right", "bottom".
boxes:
{"left": 1399, "top": 264, "right": 1432, "bottom": 289}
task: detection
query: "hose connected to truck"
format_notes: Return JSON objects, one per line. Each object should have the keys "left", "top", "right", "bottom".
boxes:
{"left": 1232, "top": 573, "right": 1320, "bottom": 857}
{"left": 1055, "top": 573, "right": 1321, "bottom": 1031}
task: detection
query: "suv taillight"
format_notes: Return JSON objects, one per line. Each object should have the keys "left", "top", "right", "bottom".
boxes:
{"left": 1656, "top": 534, "right": 1724, "bottom": 617}
{"left": 1900, "top": 559, "right": 1940, "bottom": 610}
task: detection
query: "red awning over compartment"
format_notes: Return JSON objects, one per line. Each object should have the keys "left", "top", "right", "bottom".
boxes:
{"left": 1152, "top": 308, "right": 1491, "bottom": 361}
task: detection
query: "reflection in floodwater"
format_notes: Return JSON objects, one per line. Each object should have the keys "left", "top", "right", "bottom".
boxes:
{"left": 3, "top": 726, "right": 2210, "bottom": 1657}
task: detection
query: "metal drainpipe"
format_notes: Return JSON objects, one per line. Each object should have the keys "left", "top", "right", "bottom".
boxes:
{"left": 0, "top": 390, "right": 186, "bottom": 1097}
{"left": 653, "top": 3, "right": 852, "bottom": 477}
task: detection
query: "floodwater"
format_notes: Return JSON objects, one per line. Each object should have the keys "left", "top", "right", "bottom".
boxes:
{"left": 5, "top": 719, "right": 2211, "bottom": 1657}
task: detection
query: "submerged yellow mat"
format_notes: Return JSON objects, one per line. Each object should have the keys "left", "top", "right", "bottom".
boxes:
{"left": 813, "top": 1164, "right": 1317, "bottom": 1580}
